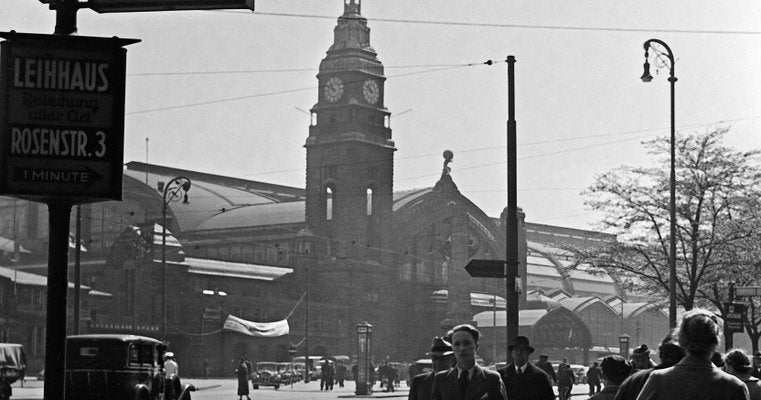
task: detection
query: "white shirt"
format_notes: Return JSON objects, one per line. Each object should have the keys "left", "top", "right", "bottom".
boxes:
{"left": 165, "top": 359, "right": 179, "bottom": 377}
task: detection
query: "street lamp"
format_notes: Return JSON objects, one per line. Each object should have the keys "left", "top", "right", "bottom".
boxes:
{"left": 160, "top": 176, "right": 191, "bottom": 342}
{"left": 288, "top": 344, "right": 298, "bottom": 389}
{"left": 641, "top": 39, "right": 678, "bottom": 329}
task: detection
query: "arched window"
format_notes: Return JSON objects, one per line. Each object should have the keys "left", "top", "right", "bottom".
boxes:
{"left": 366, "top": 187, "right": 373, "bottom": 216}
{"left": 325, "top": 186, "right": 334, "bottom": 221}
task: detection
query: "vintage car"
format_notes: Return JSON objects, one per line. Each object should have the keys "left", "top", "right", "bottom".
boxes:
{"left": 65, "top": 334, "right": 194, "bottom": 400}
{"left": 251, "top": 361, "right": 280, "bottom": 389}
{"left": 0, "top": 344, "right": 26, "bottom": 400}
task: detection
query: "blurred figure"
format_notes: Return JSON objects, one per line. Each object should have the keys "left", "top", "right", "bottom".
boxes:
{"left": 163, "top": 352, "right": 181, "bottom": 400}
{"left": 408, "top": 336, "right": 454, "bottom": 400}
{"left": 335, "top": 360, "right": 347, "bottom": 388}
{"left": 535, "top": 354, "right": 556, "bottom": 386}
{"left": 588, "top": 355, "right": 631, "bottom": 400}
{"left": 637, "top": 309, "right": 749, "bottom": 400}
{"left": 587, "top": 361, "right": 602, "bottom": 395}
{"left": 235, "top": 357, "right": 251, "bottom": 400}
{"left": 557, "top": 363, "right": 576, "bottom": 400}
{"left": 630, "top": 345, "right": 655, "bottom": 371}
{"left": 614, "top": 334, "right": 685, "bottom": 400}
{"left": 498, "top": 336, "right": 555, "bottom": 400}
{"left": 724, "top": 349, "right": 761, "bottom": 400}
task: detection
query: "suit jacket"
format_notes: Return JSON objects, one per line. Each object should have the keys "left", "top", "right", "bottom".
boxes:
{"left": 499, "top": 362, "right": 555, "bottom": 400}
{"left": 409, "top": 371, "right": 435, "bottom": 400}
{"left": 431, "top": 365, "right": 507, "bottom": 400}
{"left": 637, "top": 355, "right": 749, "bottom": 400}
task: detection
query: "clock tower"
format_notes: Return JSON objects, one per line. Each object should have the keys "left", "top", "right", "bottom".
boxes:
{"left": 305, "top": 0, "right": 394, "bottom": 263}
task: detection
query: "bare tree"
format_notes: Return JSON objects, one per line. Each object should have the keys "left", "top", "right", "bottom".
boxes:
{"left": 568, "top": 127, "right": 761, "bottom": 330}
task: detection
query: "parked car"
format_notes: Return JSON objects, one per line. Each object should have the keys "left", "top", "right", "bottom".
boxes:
{"left": 0, "top": 343, "right": 26, "bottom": 400}
{"left": 251, "top": 361, "right": 280, "bottom": 389}
{"left": 65, "top": 334, "right": 194, "bottom": 400}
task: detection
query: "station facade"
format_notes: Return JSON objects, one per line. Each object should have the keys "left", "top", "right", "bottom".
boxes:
{"left": 0, "top": 0, "right": 690, "bottom": 376}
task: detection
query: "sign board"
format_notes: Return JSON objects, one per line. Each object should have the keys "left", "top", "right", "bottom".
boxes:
{"left": 84, "top": 0, "right": 255, "bottom": 13}
{"left": 0, "top": 32, "right": 139, "bottom": 202}
{"left": 465, "top": 259, "right": 505, "bottom": 278}
{"left": 723, "top": 302, "right": 746, "bottom": 334}
{"left": 736, "top": 286, "right": 761, "bottom": 297}
{"left": 202, "top": 306, "right": 222, "bottom": 322}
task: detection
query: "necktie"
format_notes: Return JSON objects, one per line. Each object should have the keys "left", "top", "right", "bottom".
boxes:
{"left": 517, "top": 367, "right": 522, "bottom": 376}
{"left": 459, "top": 370, "right": 469, "bottom": 395}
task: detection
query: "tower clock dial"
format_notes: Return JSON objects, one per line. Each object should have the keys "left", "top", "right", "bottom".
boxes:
{"left": 362, "top": 79, "right": 380, "bottom": 104}
{"left": 324, "top": 76, "right": 344, "bottom": 103}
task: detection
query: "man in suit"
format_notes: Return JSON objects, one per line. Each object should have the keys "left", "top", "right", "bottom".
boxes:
{"left": 408, "top": 336, "right": 454, "bottom": 400}
{"left": 498, "top": 335, "right": 555, "bottom": 400}
{"left": 431, "top": 324, "right": 507, "bottom": 400}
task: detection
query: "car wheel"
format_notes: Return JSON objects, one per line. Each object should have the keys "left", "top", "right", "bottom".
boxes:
{"left": 253, "top": 384, "right": 259, "bottom": 389}
{"left": 274, "top": 384, "right": 280, "bottom": 390}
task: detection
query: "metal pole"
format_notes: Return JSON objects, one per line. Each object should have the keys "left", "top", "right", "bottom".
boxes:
{"left": 642, "top": 39, "right": 677, "bottom": 329}
{"left": 54, "top": 0, "right": 78, "bottom": 35}
{"left": 74, "top": 205, "right": 82, "bottom": 334}
{"left": 505, "top": 55, "right": 519, "bottom": 364}
{"left": 305, "top": 264, "right": 310, "bottom": 382}
{"left": 44, "top": 200, "right": 72, "bottom": 400}
{"left": 668, "top": 71, "right": 677, "bottom": 330}
{"left": 162, "top": 201, "right": 167, "bottom": 341}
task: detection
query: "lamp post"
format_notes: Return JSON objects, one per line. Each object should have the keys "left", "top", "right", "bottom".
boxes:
{"left": 641, "top": 39, "right": 678, "bottom": 329}
{"left": 160, "top": 176, "right": 191, "bottom": 342}
{"left": 619, "top": 334, "right": 630, "bottom": 359}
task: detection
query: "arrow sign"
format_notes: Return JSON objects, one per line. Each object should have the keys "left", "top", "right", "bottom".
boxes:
{"left": 465, "top": 259, "right": 505, "bottom": 278}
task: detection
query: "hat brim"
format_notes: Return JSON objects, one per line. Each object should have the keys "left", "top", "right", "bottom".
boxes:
{"left": 508, "top": 345, "right": 534, "bottom": 353}
{"left": 427, "top": 351, "right": 454, "bottom": 357}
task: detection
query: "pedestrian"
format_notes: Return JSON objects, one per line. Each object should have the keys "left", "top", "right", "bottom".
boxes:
{"left": 630, "top": 344, "right": 655, "bottom": 371}
{"left": 636, "top": 309, "right": 750, "bottom": 400}
{"left": 408, "top": 336, "right": 455, "bottom": 400}
{"left": 163, "top": 352, "right": 181, "bottom": 400}
{"left": 383, "top": 361, "right": 398, "bottom": 392}
{"left": 724, "top": 349, "right": 761, "bottom": 400}
{"left": 753, "top": 352, "right": 761, "bottom": 379}
{"left": 335, "top": 361, "right": 347, "bottom": 388}
{"left": 498, "top": 335, "right": 555, "bottom": 400}
{"left": 535, "top": 354, "right": 557, "bottom": 386}
{"left": 431, "top": 324, "right": 507, "bottom": 400}
{"left": 587, "top": 361, "right": 602, "bottom": 395}
{"left": 557, "top": 362, "right": 576, "bottom": 400}
{"left": 235, "top": 357, "right": 251, "bottom": 400}
{"left": 203, "top": 358, "right": 210, "bottom": 378}
{"left": 614, "top": 334, "right": 685, "bottom": 400}
{"left": 325, "top": 360, "right": 335, "bottom": 390}
{"left": 587, "top": 355, "right": 631, "bottom": 400}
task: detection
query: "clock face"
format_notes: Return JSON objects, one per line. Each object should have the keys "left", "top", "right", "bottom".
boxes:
{"left": 362, "top": 79, "right": 380, "bottom": 104}
{"left": 324, "top": 77, "right": 344, "bottom": 103}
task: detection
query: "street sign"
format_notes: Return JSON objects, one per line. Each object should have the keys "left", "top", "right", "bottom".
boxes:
{"left": 465, "top": 259, "right": 505, "bottom": 278}
{"left": 736, "top": 286, "right": 761, "bottom": 297}
{"left": 723, "top": 302, "right": 746, "bottom": 334}
{"left": 0, "top": 32, "right": 139, "bottom": 202}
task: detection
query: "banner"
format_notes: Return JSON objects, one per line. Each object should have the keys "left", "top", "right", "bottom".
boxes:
{"left": 223, "top": 315, "right": 289, "bottom": 337}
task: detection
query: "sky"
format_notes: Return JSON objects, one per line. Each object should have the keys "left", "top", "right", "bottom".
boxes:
{"left": 2, "top": 0, "right": 760, "bottom": 231}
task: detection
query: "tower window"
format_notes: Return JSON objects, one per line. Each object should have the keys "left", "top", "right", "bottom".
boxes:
{"left": 325, "top": 186, "right": 334, "bottom": 221}
{"left": 366, "top": 188, "right": 373, "bottom": 216}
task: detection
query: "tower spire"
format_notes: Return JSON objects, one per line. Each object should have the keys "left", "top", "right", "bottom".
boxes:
{"left": 343, "top": 0, "right": 361, "bottom": 16}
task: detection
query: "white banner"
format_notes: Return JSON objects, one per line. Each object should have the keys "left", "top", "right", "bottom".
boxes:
{"left": 223, "top": 315, "right": 289, "bottom": 337}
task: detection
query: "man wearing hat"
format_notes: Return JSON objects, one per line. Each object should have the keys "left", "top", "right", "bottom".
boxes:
{"left": 408, "top": 336, "right": 454, "bottom": 400}
{"left": 431, "top": 324, "right": 507, "bottom": 400}
{"left": 498, "top": 335, "right": 555, "bottom": 400}
{"left": 535, "top": 354, "right": 556, "bottom": 385}
{"left": 630, "top": 344, "right": 655, "bottom": 371}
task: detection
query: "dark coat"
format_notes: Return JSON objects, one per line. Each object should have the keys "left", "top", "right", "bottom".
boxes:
{"left": 499, "top": 362, "right": 555, "bottom": 400}
{"left": 235, "top": 361, "right": 250, "bottom": 396}
{"left": 408, "top": 371, "right": 435, "bottom": 400}
{"left": 432, "top": 365, "right": 507, "bottom": 400}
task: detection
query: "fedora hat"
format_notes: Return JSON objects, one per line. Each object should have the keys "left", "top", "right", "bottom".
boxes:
{"left": 508, "top": 336, "right": 534, "bottom": 353}
{"left": 427, "top": 336, "right": 453, "bottom": 357}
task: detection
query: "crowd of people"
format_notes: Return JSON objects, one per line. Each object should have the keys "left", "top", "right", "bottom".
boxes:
{"left": 405, "top": 308, "right": 761, "bottom": 400}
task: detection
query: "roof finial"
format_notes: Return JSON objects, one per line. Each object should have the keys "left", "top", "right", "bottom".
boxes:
{"left": 442, "top": 150, "right": 453, "bottom": 176}
{"left": 344, "top": 0, "right": 361, "bottom": 15}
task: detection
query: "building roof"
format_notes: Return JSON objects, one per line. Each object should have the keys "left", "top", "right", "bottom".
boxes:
{"left": 0, "top": 265, "right": 92, "bottom": 291}
{"left": 184, "top": 257, "right": 293, "bottom": 281}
